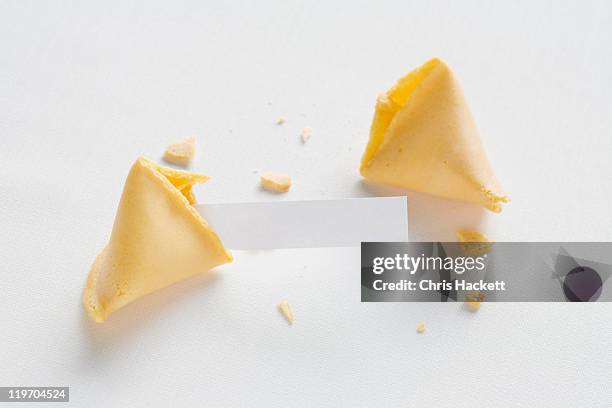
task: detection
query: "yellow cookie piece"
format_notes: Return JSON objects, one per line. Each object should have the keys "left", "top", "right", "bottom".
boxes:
{"left": 464, "top": 291, "right": 486, "bottom": 312}
{"left": 456, "top": 230, "right": 489, "bottom": 243}
{"left": 163, "top": 137, "right": 196, "bottom": 165}
{"left": 260, "top": 172, "right": 292, "bottom": 192}
{"left": 83, "top": 157, "right": 232, "bottom": 323}
{"left": 456, "top": 229, "right": 493, "bottom": 256}
{"left": 360, "top": 58, "right": 509, "bottom": 212}
{"left": 277, "top": 300, "right": 294, "bottom": 325}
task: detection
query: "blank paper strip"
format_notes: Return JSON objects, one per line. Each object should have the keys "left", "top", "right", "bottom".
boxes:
{"left": 196, "top": 197, "right": 408, "bottom": 250}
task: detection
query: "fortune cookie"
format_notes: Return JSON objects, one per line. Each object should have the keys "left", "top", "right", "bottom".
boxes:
{"left": 83, "top": 157, "right": 232, "bottom": 322}
{"left": 360, "top": 58, "right": 509, "bottom": 212}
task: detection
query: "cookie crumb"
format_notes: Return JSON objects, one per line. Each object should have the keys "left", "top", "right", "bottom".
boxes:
{"left": 301, "top": 127, "right": 312, "bottom": 143}
{"left": 456, "top": 230, "right": 489, "bottom": 242}
{"left": 260, "top": 172, "right": 291, "bottom": 192}
{"left": 456, "top": 229, "right": 492, "bottom": 255}
{"left": 464, "top": 291, "right": 485, "bottom": 312}
{"left": 416, "top": 322, "right": 426, "bottom": 333}
{"left": 163, "top": 137, "right": 196, "bottom": 166}
{"left": 276, "top": 116, "right": 287, "bottom": 125}
{"left": 278, "top": 300, "right": 294, "bottom": 324}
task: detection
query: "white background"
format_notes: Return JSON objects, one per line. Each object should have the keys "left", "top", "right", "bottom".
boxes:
{"left": 1, "top": 0, "right": 612, "bottom": 406}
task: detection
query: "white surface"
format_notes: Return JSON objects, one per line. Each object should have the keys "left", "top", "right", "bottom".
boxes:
{"left": 1, "top": 0, "right": 612, "bottom": 407}
{"left": 196, "top": 197, "right": 408, "bottom": 249}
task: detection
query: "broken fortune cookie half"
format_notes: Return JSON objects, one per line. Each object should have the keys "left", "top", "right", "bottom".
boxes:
{"left": 360, "top": 58, "right": 509, "bottom": 212}
{"left": 83, "top": 157, "right": 232, "bottom": 323}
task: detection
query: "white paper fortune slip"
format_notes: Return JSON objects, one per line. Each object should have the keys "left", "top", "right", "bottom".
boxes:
{"left": 196, "top": 197, "right": 408, "bottom": 250}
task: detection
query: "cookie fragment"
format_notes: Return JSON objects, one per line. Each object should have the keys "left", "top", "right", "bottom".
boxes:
{"left": 456, "top": 230, "right": 489, "bottom": 242}
{"left": 260, "top": 172, "right": 292, "bottom": 193}
{"left": 163, "top": 137, "right": 196, "bottom": 166}
{"left": 464, "top": 291, "right": 486, "bottom": 312}
{"left": 301, "top": 127, "right": 312, "bottom": 143}
{"left": 359, "top": 58, "right": 509, "bottom": 212}
{"left": 456, "top": 229, "right": 492, "bottom": 255}
{"left": 83, "top": 157, "right": 232, "bottom": 323}
{"left": 416, "top": 322, "right": 426, "bottom": 333}
{"left": 278, "top": 300, "right": 294, "bottom": 324}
